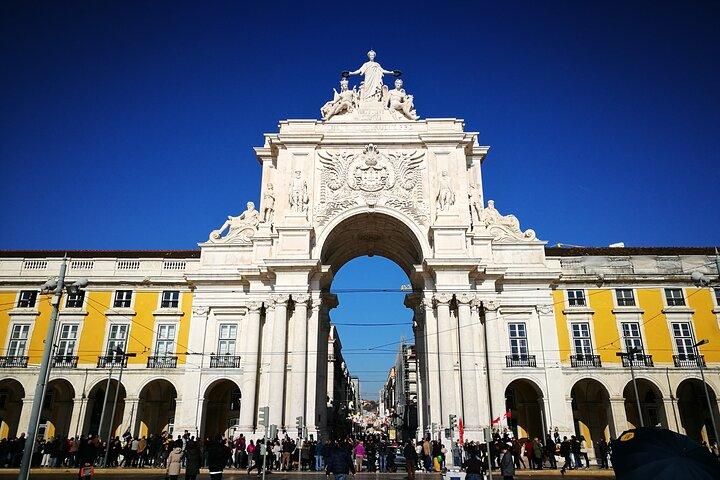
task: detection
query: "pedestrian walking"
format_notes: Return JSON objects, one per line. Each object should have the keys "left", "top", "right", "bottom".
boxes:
{"left": 184, "top": 440, "right": 202, "bottom": 480}
{"left": 206, "top": 435, "right": 231, "bottom": 480}
{"left": 325, "top": 440, "right": 355, "bottom": 480}
{"left": 404, "top": 439, "right": 418, "bottom": 480}
{"left": 499, "top": 444, "right": 515, "bottom": 480}
{"left": 166, "top": 442, "right": 183, "bottom": 480}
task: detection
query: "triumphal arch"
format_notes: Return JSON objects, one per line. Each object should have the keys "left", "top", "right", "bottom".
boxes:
{"left": 180, "top": 51, "right": 563, "bottom": 441}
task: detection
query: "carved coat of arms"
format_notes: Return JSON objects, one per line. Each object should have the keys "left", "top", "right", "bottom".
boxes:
{"left": 315, "top": 144, "right": 428, "bottom": 225}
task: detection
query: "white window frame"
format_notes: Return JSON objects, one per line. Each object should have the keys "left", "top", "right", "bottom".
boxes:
{"left": 113, "top": 290, "right": 134, "bottom": 309}
{"left": 571, "top": 322, "right": 594, "bottom": 356}
{"left": 665, "top": 288, "right": 686, "bottom": 307}
{"left": 217, "top": 323, "right": 237, "bottom": 355}
{"left": 16, "top": 290, "right": 38, "bottom": 309}
{"left": 621, "top": 322, "right": 645, "bottom": 356}
{"left": 6, "top": 323, "right": 31, "bottom": 357}
{"left": 508, "top": 323, "right": 529, "bottom": 357}
{"left": 154, "top": 324, "right": 177, "bottom": 356}
{"left": 615, "top": 289, "right": 636, "bottom": 307}
{"left": 56, "top": 323, "right": 80, "bottom": 357}
{"left": 64, "top": 290, "right": 86, "bottom": 309}
{"left": 105, "top": 323, "right": 130, "bottom": 356}
{"left": 160, "top": 290, "right": 180, "bottom": 309}
{"left": 567, "top": 289, "right": 586, "bottom": 307}
{"left": 671, "top": 322, "right": 696, "bottom": 358}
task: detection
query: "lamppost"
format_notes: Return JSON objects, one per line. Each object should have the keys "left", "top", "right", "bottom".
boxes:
{"left": 617, "top": 346, "right": 644, "bottom": 427}
{"left": 18, "top": 258, "right": 88, "bottom": 480}
{"left": 103, "top": 347, "right": 136, "bottom": 467}
{"left": 693, "top": 339, "right": 718, "bottom": 442}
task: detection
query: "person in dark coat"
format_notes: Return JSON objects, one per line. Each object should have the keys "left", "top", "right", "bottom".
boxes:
{"left": 206, "top": 435, "right": 231, "bottom": 480}
{"left": 325, "top": 440, "right": 355, "bottom": 480}
{"left": 499, "top": 444, "right": 515, "bottom": 480}
{"left": 184, "top": 440, "right": 202, "bottom": 480}
{"left": 403, "top": 440, "right": 418, "bottom": 480}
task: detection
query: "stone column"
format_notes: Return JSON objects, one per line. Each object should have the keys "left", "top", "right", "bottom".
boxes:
{"left": 239, "top": 302, "right": 263, "bottom": 433}
{"left": 174, "top": 306, "right": 209, "bottom": 435}
{"left": 484, "top": 302, "right": 506, "bottom": 425}
{"left": 120, "top": 396, "right": 138, "bottom": 437}
{"left": 435, "top": 293, "right": 458, "bottom": 424}
{"left": 17, "top": 396, "right": 34, "bottom": 436}
{"left": 269, "top": 294, "right": 289, "bottom": 428}
{"left": 68, "top": 397, "right": 85, "bottom": 438}
{"left": 290, "top": 294, "right": 310, "bottom": 430}
{"left": 609, "top": 397, "right": 628, "bottom": 436}
{"left": 305, "top": 297, "right": 320, "bottom": 439}
{"left": 662, "top": 398, "right": 679, "bottom": 432}
{"left": 423, "top": 295, "right": 442, "bottom": 431}
{"left": 457, "top": 293, "right": 480, "bottom": 438}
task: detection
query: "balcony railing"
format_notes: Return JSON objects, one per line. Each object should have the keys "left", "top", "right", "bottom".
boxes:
{"left": 673, "top": 354, "right": 705, "bottom": 368}
{"left": 0, "top": 356, "right": 29, "bottom": 368}
{"left": 210, "top": 355, "right": 242, "bottom": 368}
{"left": 570, "top": 354, "right": 602, "bottom": 368}
{"left": 52, "top": 355, "right": 79, "bottom": 368}
{"left": 621, "top": 353, "right": 654, "bottom": 368}
{"left": 506, "top": 355, "right": 537, "bottom": 367}
{"left": 147, "top": 356, "right": 178, "bottom": 369}
{"left": 96, "top": 355, "right": 128, "bottom": 368}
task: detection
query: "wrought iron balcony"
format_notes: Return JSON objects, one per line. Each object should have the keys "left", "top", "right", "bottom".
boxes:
{"left": 96, "top": 355, "right": 128, "bottom": 368}
{"left": 673, "top": 354, "right": 705, "bottom": 368}
{"left": 146, "top": 356, "right": 178, "bottom": 369}
{"left": 52, "top": 355, "right": 78, "bottom": 368}
{"left": 621, "top": 353, "right": 653, "bottom": 368}
{"left": 505, "top": 354, "right": 537, "bottom": 367}
{"left": 0, "top": 356, "right": 29, "bottom": 368}
{"left": 210, "top": 354, "right": 242, "bottom": 368}
{"left": 570, "top": 354, "right": 602, "bottom": 368}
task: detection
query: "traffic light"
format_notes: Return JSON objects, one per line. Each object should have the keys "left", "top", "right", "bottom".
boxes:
{"left": 296, "top": 415, "right": 304, "bottom": 437}
{"left": 269, "top": 424, "right": 278, "bottom": 439}
{"left": 259, "top": 406, "right": 269, "bottom": 427}
{"left": 449, "top": 414, "right": 457, "bottom": 430}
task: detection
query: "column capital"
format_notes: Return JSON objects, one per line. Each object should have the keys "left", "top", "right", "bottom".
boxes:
{"left": 433, "top": 292, "right": 453, "bottom": 306}
{"left": 483, "top": 300, "right": 499, "bottom": 312}
{"left": 192, "top": 306, "right": 210, "bottom": 317}
{"left": 247, "top": 301, "right": 263, "bottom": 313}
{"left": 292, "top": 293, "right": 311, "bottom": 305}
{"left": 270, "top": 293, "right": 291, "bottom": 305}
{"left": 537, "top": 304, "right": 553, "bottom": 315}
{"left": 456, "top": 293, "right": 475, "bottom": 305}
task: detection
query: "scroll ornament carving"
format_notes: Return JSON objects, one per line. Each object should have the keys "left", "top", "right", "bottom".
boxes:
{"left": 478, "top": 200, "right": 537, "bottom": 242}
{"left": 315, "top": 144, "right": 428, "bottom": 225}
{"left": 208, "top": 201, "right": 259, "bottom": 244}
{"left": 433, "top": 292, "right": 452, "bottom": 306}
{"left": 192, "top": 306, "right": 210, "bottom": 317}
{"left": 483, "top": 300, "right": 499, "bottom": 312}
{"left": 537, "top": 304, "right": 553, "bottom": 315}
{"left": 292, "top": 294, "right": 311, "bottom": 306}
{"left": 247, "top": 301, "right": 263, "bottom": 313}
{"left": 456, "top": 293, "right": 475, "bottom": 305}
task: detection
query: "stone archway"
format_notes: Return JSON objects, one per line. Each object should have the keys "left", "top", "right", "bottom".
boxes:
{"left": 571, "top": 378, "right": 611, "bottom": 453}
{"left": 677, "top": 378, "right": 719, "bottom": 443}
{"left": 0, "top": 379, "right": 25, "bottom": 439}
{"left": 505, "top": 379, "right": 545, "bottom": 439}
{"left": 202, "top": 379, "right": 241, "bottom": 439}
{"left": 82, "top": 379, "right": 126, "bottom": 439}
{"left": 136, "top": 379, "right": 177, "bottom": 438}
{"left": 623, "top": 378, "right": 667, "bottom": 430}
{"left": 41, "top": 379, "right": 75, "bottom": 439}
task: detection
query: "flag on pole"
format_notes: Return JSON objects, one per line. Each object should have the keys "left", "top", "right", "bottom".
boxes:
{"left": 458, "top": 418, "right": 464, "bottom": 445}
{"left": 491, "top": 416, "right": 501, "bottom": 424}
{"left": 504, "top": 410, "right": 511, "bottom": 419}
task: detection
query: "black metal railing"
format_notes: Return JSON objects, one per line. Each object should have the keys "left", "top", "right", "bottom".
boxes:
{"left": 621, "top": 354, "right": 654, "bottom": 368}
{"left": 146, "top": 356, "right": 178, "bottom": 368}
{"left": 52, "top": 355, "right": 78, "bottom": 368}
{"left": 96, "top": 355, "right": 128, "bottom": 368}
{"left": 673, "top": 354, "right": 705, "bottom": 368}
{"left": 210, "top": 355, "right": 242, "bottom": 368}
{"left": 0, "top": 356, "right": 29, "bottom": 368}
{"left": 570, "top": 354, "right": 602, "bottom": 368}
{"left": 505, "top": 355, "right": 537, "bottom": 367}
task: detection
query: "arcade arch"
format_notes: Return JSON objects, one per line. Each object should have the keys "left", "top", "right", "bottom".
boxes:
{"left": 505, "top": 379, "right": 545, "bottom": 439}
{"left": 202, "top": 379, "right": 241, "bottom": 439}
{"left": 677, "top": 378, "right": 719, "bottom": 443}
{"left": 82, "top": 379, "right": 126, "bottom": 438}
{"left": 570, "top": 379, "right": 611, "bottom": 447}
{"left": 622, "top": 378, "right": 667, "bottom": 430}
{"left": 135, "top": 379, "right": 177, "bottom": 438}
{"left": 0, "top": 378, "right": 25, "bottom": 439}
{"left": 40, "top": 379, "right": 75, "bottom": 439}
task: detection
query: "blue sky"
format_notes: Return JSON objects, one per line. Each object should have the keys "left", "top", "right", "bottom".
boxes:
{"left": 1, "top": 1, "right": 719, "bottom": 398}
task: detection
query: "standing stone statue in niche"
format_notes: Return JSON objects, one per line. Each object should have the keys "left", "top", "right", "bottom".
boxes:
{"left": 289, "top": 171, "right": 309, "bottom": 214}
{"left": 436, "top": 171, "right": 455, "bottom": 212}
{"left": 321, "top": 78, "right": 358, "bottom": 120}
{"left": 209, "top": 201, "right": 259, "bottom": 243}
{"left": 383, "top": 79, "right": 419, "bottom": 120}
{"left": 469, "top": 183, "right": 483, "bottom": 223}
{"left": 344, "top": 50, "right": 401, "bottom": 101}
{"left": 262, "top": 183, "right": 275, "bottom": 223}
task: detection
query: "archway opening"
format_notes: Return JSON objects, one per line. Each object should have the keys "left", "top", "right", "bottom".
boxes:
{"left": 570, "top": 379, "right": 611, "bottom": 455}
{"left": 0, "top": 379, "right": 25, "bottom": 439}
{"left": 677, "top": 378, "right": 718, "bottom": 443}
{"left": 136, "top": 379, "right": 177, "bottom": 438}
{"left": 83, "top": 380, "right": 126, "bottom": 439}
{"left": 202, "top": 379, "right": 241, "bottom": 439}
{"left": 320, "top": 211, "right": 424, "bottom": 440}
{"left": 505, "top": 379, "right": 545, "bottom": 439}
{"left": 42, "top": 379, "right": 75, "bottom": 439}
{"left": 622, "top": 379, "right": 666, "bottom": 430}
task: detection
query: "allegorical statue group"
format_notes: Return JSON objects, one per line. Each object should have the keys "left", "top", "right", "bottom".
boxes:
{"left": 321, "top": 50, "right": 419, "bottom": 121}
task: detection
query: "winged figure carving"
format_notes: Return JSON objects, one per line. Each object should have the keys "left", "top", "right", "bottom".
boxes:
{"left": 387, "top": 151, "right": 424, "bottom": 190}
{"left": 317, "top": 151, "right": 354, "bottom": 190}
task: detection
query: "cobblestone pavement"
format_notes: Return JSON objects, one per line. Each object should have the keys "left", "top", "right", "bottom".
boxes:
{"left": 0, "top": 469, "right": 615, "bottom": 480}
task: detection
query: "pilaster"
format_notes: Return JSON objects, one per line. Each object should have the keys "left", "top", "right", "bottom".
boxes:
{"left": 269, "top": 294, "right": 290, "bottom": 428}
{"left": 239, "top": 302, "right": 263, "bottom": 433}
{"left": 290, "top": 294, "right": 310, "bottom": 430}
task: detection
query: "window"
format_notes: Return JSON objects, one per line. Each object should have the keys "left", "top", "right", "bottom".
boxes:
{"left": 57, "top": 324, "right": 79, "bottom": 357}
{"left": 672, "top": 322, "right": 696, "bottom": 357}
{"left": 65, "top": 290, "right": 85, "bottom": 309}
{"left": 508, "top": 323, "right": 528, "bottom": 357}
{"left": 621, "top": 322, "right": 644, "bottom": 355}
{"left": 571, "top": 323, "right": 593, "bottom": 355}
{"left": 106, "top": 324, "right": 129, "bottom": 355}
{"left": 616, "top": 289, "right": 636, "bottom": 307}
{"left": 7, "top": 324, "right": 30, "bottom": 357}
{"left": 567, "top": 290, "right": 586, "bottom": 307}
{"left": 161, "top": 291, "right": 179, "bottom": 309}
{"left": 665, "top": 288, "right": 685, "bottom": 307}
{"left": 217, "top": 324, "right": 237, "bottom": 355}
{"left": 714, "top": 288, "right": 720, "bottom": 305}
{"left": 17, "top": 290, "right": 37, "bottom": 308}
{"left": 155, "top": 324, "right": 176, "bottom": 356}
{"left": 113, "top": 290, "right": 133, "bottom": 309}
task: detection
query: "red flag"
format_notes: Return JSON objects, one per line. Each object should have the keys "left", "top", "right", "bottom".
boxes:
{"left": 459, "top": 418, "right": 464, "bottom": 445}
{"left": 491, "top": 416, "right": 501, "bottom": 424}
{"left": 504, "top": 410, "right": 511, "bottom": 419}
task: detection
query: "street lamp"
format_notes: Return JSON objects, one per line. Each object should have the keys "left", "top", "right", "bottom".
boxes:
{"left": 18, "top": 258, "right": 88, "bottom": 480}
{"left": 693, "top": 339, "right": 718, "bottom": 442}
{"left": 617, "top": 346, "right": 644, "bottom": 427}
